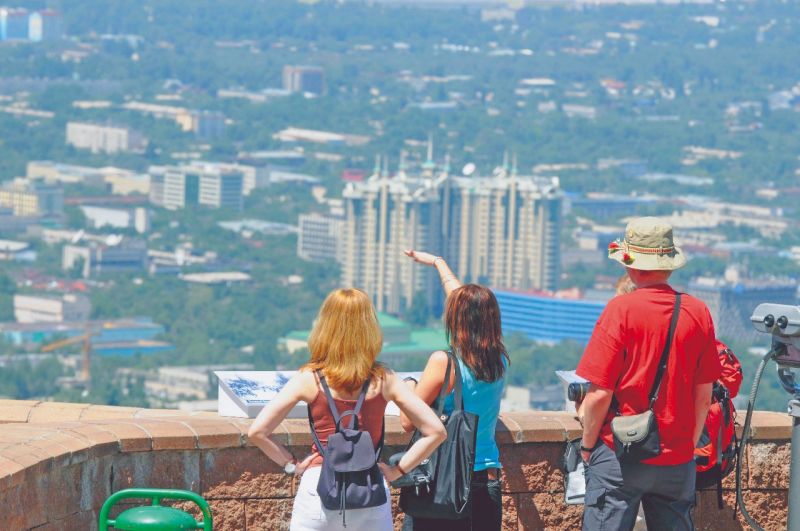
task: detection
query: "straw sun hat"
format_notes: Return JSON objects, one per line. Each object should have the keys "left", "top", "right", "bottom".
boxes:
{"left": 607, "top": 217, "right": 687, "bottom": 271}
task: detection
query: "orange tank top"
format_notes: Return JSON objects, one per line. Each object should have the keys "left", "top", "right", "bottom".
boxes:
{"left": 308, "top": 380, "right": 387, "bottom": 467}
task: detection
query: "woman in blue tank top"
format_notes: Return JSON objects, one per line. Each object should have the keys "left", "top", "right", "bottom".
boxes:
{"left": 399, "top": 250, "right": 509, "bottom": 531}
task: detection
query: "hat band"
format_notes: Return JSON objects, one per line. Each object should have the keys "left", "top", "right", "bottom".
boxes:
{"left": 625, "top": 241, "right": 675, "bottom": 255}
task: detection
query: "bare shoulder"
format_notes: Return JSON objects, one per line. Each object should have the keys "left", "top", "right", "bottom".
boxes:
{"left": 293, "top": 369, "right": 319, "bottom": 401}
{"left": 427, "top": 350, "right": 450, "bottom": 366}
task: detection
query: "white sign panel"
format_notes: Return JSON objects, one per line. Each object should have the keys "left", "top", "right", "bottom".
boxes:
{"left": 216, "top": 370, "right": 422, "bottom": 418}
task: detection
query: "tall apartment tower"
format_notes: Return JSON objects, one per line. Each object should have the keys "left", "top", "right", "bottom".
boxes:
{"left": 341, "top": 150, "right": 562, "bottom": 315}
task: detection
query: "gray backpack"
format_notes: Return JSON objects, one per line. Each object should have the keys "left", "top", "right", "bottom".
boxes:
{"left": 308, "top": 371, "right": 387, "bottom": 527}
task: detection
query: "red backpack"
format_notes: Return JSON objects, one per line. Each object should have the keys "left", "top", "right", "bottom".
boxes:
{"left": 694, "top": 340, "right": 743, "bottom": 507}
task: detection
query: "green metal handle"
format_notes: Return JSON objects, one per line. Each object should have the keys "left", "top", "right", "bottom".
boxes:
{"left": 99, "top": 488, "right": 212, "bottom": 531}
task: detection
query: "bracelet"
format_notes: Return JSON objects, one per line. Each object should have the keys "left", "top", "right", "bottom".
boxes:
{"left": 396, "top": 462, "right": 407, "bottom": 475}
{"left": 580, "top": 441, "right": 600, "bottom": 453}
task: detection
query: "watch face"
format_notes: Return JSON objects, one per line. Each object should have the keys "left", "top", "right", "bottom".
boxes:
{"left": 285, "top": 462, "right": 297, "bottom": 474}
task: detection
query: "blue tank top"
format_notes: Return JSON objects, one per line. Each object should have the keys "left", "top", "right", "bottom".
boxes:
{"left": 443, "top": 355, "right": 506, "bottom": 471}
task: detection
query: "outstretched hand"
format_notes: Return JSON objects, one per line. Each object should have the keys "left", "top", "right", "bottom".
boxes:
{"left": 404, "top": 249, "right": 438, "bottom": 267}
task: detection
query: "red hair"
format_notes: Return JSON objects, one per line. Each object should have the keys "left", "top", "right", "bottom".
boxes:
{"left": 444, "top": 284, "right": 508, "bottom": 382}
{"left": 304, "top": 288, "right": 385, "bottom": 393}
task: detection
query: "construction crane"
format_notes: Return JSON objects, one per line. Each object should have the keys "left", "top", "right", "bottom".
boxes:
{"left": 41, "top": 328, "right": 97, "bottom": 385}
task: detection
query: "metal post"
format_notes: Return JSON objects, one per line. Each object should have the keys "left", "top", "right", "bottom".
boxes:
{"left": 787, "top": 399, "right": 800, "bottom": 531}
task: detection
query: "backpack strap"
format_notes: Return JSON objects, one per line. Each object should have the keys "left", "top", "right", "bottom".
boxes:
{"left": 648, "top": 293, "right": 682, "bottom": 410}
{"left": 435, "top": 353, "right": 454, "bottom": 418}
{"left": 405, "top": 353, "right": 454, "bottom": 449}
{"left": 317, "top": 370, "right": 343, "bottom": 427}
{"left": 320, "top": 371, "right": 373, "bottom": 432}
{"left": 349, "top": 377, "right": 372, "bottom": 429}
{"left": 447, "top": 349, "right": 466, "bottom": 412}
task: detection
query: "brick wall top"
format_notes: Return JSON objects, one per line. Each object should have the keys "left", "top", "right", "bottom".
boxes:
{"left": 0, "top": 400, "right": 791, "bottom": 487}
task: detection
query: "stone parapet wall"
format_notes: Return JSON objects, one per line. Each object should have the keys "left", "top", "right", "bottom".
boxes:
{"left": 0, "top": 401, "right": 791, "bottom": 530}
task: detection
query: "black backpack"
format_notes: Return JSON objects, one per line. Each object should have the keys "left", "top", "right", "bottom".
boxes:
{"left": 397, "top": 350, "right": 479, "bottom": 520}
{"left": 308, "top": 371, "right": 387, "bottom": 527}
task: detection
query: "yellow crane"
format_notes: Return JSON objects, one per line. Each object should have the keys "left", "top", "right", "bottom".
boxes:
{"left": 41, "top": 328, "right": 96, "bottom": 384}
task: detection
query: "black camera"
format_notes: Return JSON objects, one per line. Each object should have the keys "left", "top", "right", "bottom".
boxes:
{"left": 567, "top": 382, "right": 589, "bottom": 402}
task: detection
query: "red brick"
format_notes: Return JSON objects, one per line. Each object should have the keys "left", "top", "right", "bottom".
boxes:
{"left": 78, "top": 455, "right": 114, "bottom": 513}
{"left": 85, "top": 421, "right": 151, "bottom": 452}
{"left": 0, "top": 401, "right": 38, "bottom": 423}
{"left": 32, "top": 509, "right": 97, "bottom": 531}
{"left": 500, "top": 443, "right": 564, "bottom": 494}
{"left": 27, "top": 402, "right": 90, "bottom": 423}
{"left": 43, "top": 463, "right": 84, "bottom": 520}
{"left": 208, "top": 499, "right": 245, "bottom": 531}
{"left": 63, "top": 424, "right": 122, "bottom": 457}
{"left": 245, "top": 498, "right": 293, "bottom": 531}
{"left": 517, "top": 493, "right": 583, "bottom": 530}
{"left": 80, "top": 405, "right": 142, "bottom": 420}
{"left": 278, "top": 418, "right": 315, "bottom": 447}
{"left": 133, "top": 408, "right": 187, "bottom": 419}
{"left": 111, "top": 451, "right": 200, "bottom": 493}
{"left": 0, "top": 474, "right": 48, "bottom": 529}
{"left": 131, "top": 420, "right": 198, "bottom": 450}
{"left": 180, "top": 419, "right": 243, "bottom": 449}
{"left": 695, "top": 489, "right": 785, "bottom": 531}
{"left": 502, "top": 493, "right": 519, "bottom": 530}
{"left": 201, "top": 447, "right": 291, "bottom": 499}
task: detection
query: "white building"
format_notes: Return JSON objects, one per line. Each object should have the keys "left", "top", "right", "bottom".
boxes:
{"left": 187, "top": 161, "right": 265, "bottom": 196}
{"left": 66, "top": 122, "right": 147, "bottom": 154}
{"left": 282, "top": 65, "right": 325, "bottom": 95}
{"left": 273, "top": 127, "right": 370, "bottom": 147}
{"left": 14, "top": 293, "right": 91, "bottom": 324}
{"left": 297, "top": 213, "right": 344, "bottom": 263}
{"left": 161, "top": 165, "right": 244, "bottom": 211}
{"left": 80, "top": 206, "right": 150, "bottom": 234}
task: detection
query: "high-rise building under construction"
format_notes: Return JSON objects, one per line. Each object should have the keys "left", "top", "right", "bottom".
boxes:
{"left": 341, "top": 145, "right": 562, "bottom": 315}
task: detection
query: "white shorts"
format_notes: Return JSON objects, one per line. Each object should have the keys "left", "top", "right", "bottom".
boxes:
{"left": 289, "top": 466, "right": 393, "bottom": 531}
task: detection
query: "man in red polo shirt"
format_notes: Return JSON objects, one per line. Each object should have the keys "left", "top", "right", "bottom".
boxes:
{"left": 577, "top": 217, "right": 721, "bottom": 531}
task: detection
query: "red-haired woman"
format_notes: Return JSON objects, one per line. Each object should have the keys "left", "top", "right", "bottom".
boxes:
{"left": 400, "top": 250, "right": 509, "bottom": 531}
{"left": 248, "top": 288, "right": 447, "bottom": 531}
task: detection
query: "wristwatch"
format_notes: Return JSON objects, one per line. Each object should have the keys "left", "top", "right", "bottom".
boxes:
{"left": 284, "top": 458, "right": 297, "bottom": 475}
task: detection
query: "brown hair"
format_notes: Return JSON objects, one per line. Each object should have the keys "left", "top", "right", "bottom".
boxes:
{"left": 305, "top": 288, "right": 386, "bottom": 393}
{"left": 444, "top": 284, "right": 508, "bottom": 382}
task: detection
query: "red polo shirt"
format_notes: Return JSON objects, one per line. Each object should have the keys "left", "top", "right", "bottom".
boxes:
{"left": 576, "top": 284, "right": 721, "bottom": 466}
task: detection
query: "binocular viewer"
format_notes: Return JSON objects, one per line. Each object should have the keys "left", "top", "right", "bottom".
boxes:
{"left": 750, "top": 303, "right": 800, "bottom": 369}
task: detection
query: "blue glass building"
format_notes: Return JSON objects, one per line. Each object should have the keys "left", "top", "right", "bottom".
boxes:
{"left": 495, "top": 290, "right": 607, "bottom": 344}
